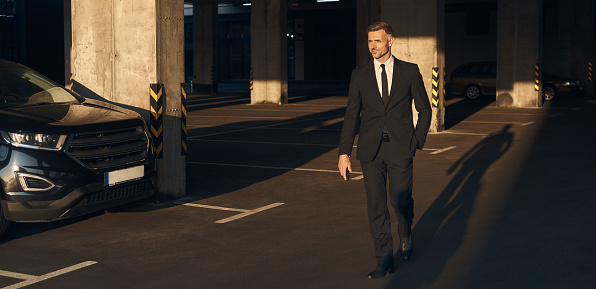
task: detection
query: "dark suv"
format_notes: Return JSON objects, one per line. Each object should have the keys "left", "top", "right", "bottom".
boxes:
{"left": 0, "top": 60, "right": 156, "bottom": 239}
{"left": 448, "top": 61, "right": 583, "bottom": 100}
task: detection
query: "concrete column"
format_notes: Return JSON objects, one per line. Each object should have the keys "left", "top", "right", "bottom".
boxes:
{"left": 64, "top": 0, "right": 71, "bottom": 88}
{"left": 356, "top": 0, "right": 380, "bottom": 67}
{"left": 381, "top": 0, "right": 445, "bottom": 132}
{"left": 251, "top": 0, "right": 288, "bottom": 104}
{"left": 496, "top": 0, "right": 542, "bottom": 107}
{"left": 70, "top": 0, "right": 186, "bottom": 198}
{"left": 192, "top": 0, "right": 217, "bottom": 93}
{"left": 558, "top": 0, "right": 594, "bottom": 95}
{"left": 294, "top": 18, "right": 305, "bottom": 81}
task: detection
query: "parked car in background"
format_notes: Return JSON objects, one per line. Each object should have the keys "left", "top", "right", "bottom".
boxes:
{"left": 0, "top": 60, "right": 156, "bottom": 240}
{"left": 448, "top": 61, "right": 583, "bottom": 100}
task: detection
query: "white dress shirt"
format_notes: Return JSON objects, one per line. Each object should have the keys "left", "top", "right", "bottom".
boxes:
{"left": 374, "top": 56, "right": 394, "bottom": 98}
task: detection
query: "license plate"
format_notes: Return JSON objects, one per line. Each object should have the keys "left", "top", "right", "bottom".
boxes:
{"left": 104, "top": 165, "right": 144, "bottom": 186}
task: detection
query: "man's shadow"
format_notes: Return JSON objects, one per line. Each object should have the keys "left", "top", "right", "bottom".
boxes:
{"left": 387, "top": 124, "right": 514, "bottom": 288}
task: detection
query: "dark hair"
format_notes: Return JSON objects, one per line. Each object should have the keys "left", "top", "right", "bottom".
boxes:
{"left": 367, "top": 22, "right": 393, "bottom": 37}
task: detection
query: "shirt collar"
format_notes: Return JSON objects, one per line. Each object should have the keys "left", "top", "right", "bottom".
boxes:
{"left": 374, "top": 56, "right": 394, "bottom": 71}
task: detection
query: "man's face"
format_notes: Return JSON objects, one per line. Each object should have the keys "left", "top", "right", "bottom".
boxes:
{"left": 368, "top": 30, "right": 394, "bottom": 61}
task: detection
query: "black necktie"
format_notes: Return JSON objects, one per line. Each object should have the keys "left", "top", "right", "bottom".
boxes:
{"left": 381, "top": 64, "right": 388, "bottom": 107}
{"left": 381, "top": 64, "right": 389, "bottom": 133}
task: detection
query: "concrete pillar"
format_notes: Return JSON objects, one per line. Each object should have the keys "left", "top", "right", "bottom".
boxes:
{"left": 192, "top": 0, "right": 217, "bottom": 93}
{"left": 64, "top": 0, "right": 71, "bottom": 88}
{"left": 356, "top": 0, "right": 380, "bottom": 67}
{"left": 294, "top": 18, "right": 305, "bottom": 81}
{"left": 381, "top": 0, "right": 445, "bottom": 133}
{"left": 250, "top": 0, "right": 288, "bottom": 104}
{"left": 558, "top": 0, "right": 594, "bottom": 95}
{"left": 496, "top": 0, "right": 542, "bottom": 107}
{"left": 70, "top": 0, "right": 186, "bottom": 198}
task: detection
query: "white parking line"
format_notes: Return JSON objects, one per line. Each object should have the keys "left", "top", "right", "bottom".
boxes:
{"left": 193, "top": 115, "right": 344, "bottom": 138}
{"left": 427, "top": 146, "right": 456, "bottom": 155}
{"left": 187, "top": 161, "right": 363, "bottom": 175}
{"left": 0, "top": 261, "right": 97, "bottom": 289}
{"left": 188, "top": 138, "right": 338, "bottom": 147}
{"left": 190, "top": 138, "right": 453, "bottom": 154}
{"left": 431, "top": 131, "right": 489, "bottom": 136}
{"left": 173, "top": 201, "right": 284, "bottom": 223}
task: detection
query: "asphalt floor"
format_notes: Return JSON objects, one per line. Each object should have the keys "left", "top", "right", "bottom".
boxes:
{"left": 1, "top": 81, "right": 595, "bottom": 289}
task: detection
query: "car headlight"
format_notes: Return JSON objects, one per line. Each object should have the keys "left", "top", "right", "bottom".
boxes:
{"left": 0, "top": 131, "right": 67, "bottom": 151}
{"left": 563, "top": 81, "right": 580, "bottom": 87}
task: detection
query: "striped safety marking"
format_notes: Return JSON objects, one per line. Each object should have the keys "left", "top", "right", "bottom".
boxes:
{"left": 589, "top": 60, "right": 592, "bottom": 82}
{"left": 534, "top": 64, "right": 540, "bottom": 91}
{"left": 150, "top": 83, "right": 164, "bottom": 158}
{"left": 250, "top": 67, "right": 254, "bottom": 91}
{"left": 432, "top": 67, "right": 439, "bottom": 107}
{"left": 181, "top": 83, "right": 187, "bottom": 156}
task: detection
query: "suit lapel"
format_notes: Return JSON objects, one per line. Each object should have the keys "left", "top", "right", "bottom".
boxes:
{"left": 363, "top": 62, "right": 385, "bottom": 107}
{"left": 387, "top": 56, "right": 401, "bottom": 106}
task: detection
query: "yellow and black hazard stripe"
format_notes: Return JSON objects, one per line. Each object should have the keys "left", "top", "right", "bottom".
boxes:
{"left": 431, "top": 67, "right": 439, "bottom": 107}
{"left": 180, "top": 83, "right": 187, "bottom": 156}
{"left": 589, "top": 60, "right": 593, "bottom": 82}
{"left": 150, "top": 83, "right": 164, "bottom": 158}
{"left": 67, "top": 73, "right": 74, "bottom": 91}
{"left": 534, "top": 64, "right": 541, "bottom": 91}
{"left": 250, "top": 67, "right": 254, "bottom": 91}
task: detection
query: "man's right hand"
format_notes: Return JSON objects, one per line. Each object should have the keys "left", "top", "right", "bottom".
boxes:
{"left": 338, "top": 154, "right": 352, "bottom": 181}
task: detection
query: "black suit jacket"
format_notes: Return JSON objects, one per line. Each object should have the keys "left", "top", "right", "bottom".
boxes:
{"left": 339, "top": 56, "right": 432, "bottom": 162}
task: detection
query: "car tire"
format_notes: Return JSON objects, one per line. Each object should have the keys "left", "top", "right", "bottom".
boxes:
{"left": 0, "top": 203, "right": 10, "bottom": 240}
{"left": 464, "top": 84, "right": 482, "bottom": 100}
{"left": 543, "top": 85, "right": 557, "bottom": 101}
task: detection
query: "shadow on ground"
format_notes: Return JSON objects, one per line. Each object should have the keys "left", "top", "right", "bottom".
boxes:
{"left": 386, "top": 97, "right": 596, "bottom": 289}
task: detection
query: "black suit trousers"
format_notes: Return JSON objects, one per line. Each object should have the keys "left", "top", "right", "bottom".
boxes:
{"left": 361, "top": 141, "right": 414, "bottom": 262}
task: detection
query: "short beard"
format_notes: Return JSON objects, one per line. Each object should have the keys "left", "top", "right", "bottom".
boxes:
{"left": 374, "top": 49, "right": 390, "bottom": 60}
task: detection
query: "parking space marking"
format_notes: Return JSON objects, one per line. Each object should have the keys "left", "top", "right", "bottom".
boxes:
{"left": 0, "top": 261, "right": 97, "bottom": 289}
{"left": 189, "top": 125, "right": 342, "bottom": 132}
{"left": 189, "top": 138, "right": 338, "bottom": 147}
{"left": 457, "top": 120, "right": 529, "bottom": 125}
{"left": 521, "top": 121, "right": 535, "bottom": 126}
{"left": 427, "top": 146, "right": 457, "bottom": 155}
{"left": 188, "top": 161, "right": 363, "bottom": 175}
{"left": 193, "top": 115, "right": 344, "bottom": 138}
{"left": 173, "top": 201, "right": 284, "bottom": 223}
{"left": 431, "top": 131, "right": 489, "bottom": 136}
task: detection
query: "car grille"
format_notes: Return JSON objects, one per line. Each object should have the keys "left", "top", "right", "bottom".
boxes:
{"left": 66, "top": 126, "right": 149, "bottom": 170}
{"left": 86, "top": 181, "right": 150, "bottom": 205}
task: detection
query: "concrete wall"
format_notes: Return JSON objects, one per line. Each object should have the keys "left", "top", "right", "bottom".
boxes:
{"left": 71, "top": 0, "right": 156, "bottom": 115}
{"left": 251, "top": 0, "right": 288, "bottom": 104}
{"left": 543, "top": 0, "right": 594, "bottom": 93}
{"left": 382, "top": 0, "right": 445, "bottom": 132}
{"left": 356, "top": 0, "right": 380, "bottom": 67}
{"left": 192, "top": 0, "right": 217, "bottom": 92}
{"left": 496, "top": 0, "right": 542, "bottom": 107}
{"left": 444, "top": 7, "right": 497, "bottom": 79}
{"left": 71, "top": 0, "right": 185, "bottom": 198}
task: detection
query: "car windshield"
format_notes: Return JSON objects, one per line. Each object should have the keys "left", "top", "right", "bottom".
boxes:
{"left": 0, "top": 67, "right": 79, "bottom": 109}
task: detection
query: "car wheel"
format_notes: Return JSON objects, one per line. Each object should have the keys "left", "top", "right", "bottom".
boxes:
{"left": 0, "top": 203, "right": 10, "bottom": 240}
{"left": 464, "top": 84, "right": 482, "bottom": 100}
{"left": 543, "top": 85, "right": 557, "bottom": 101}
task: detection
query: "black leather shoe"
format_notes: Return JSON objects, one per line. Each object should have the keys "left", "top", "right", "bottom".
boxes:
{"left": 367, "top": 261, "right": 395, "bottom": 279}
{"left": 400, "top": 235, "right": 414, "bottom": 261}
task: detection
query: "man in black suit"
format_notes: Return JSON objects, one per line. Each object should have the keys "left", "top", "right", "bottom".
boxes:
{"left": 338, "top": 22, "right": 431, "bottom": 279}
